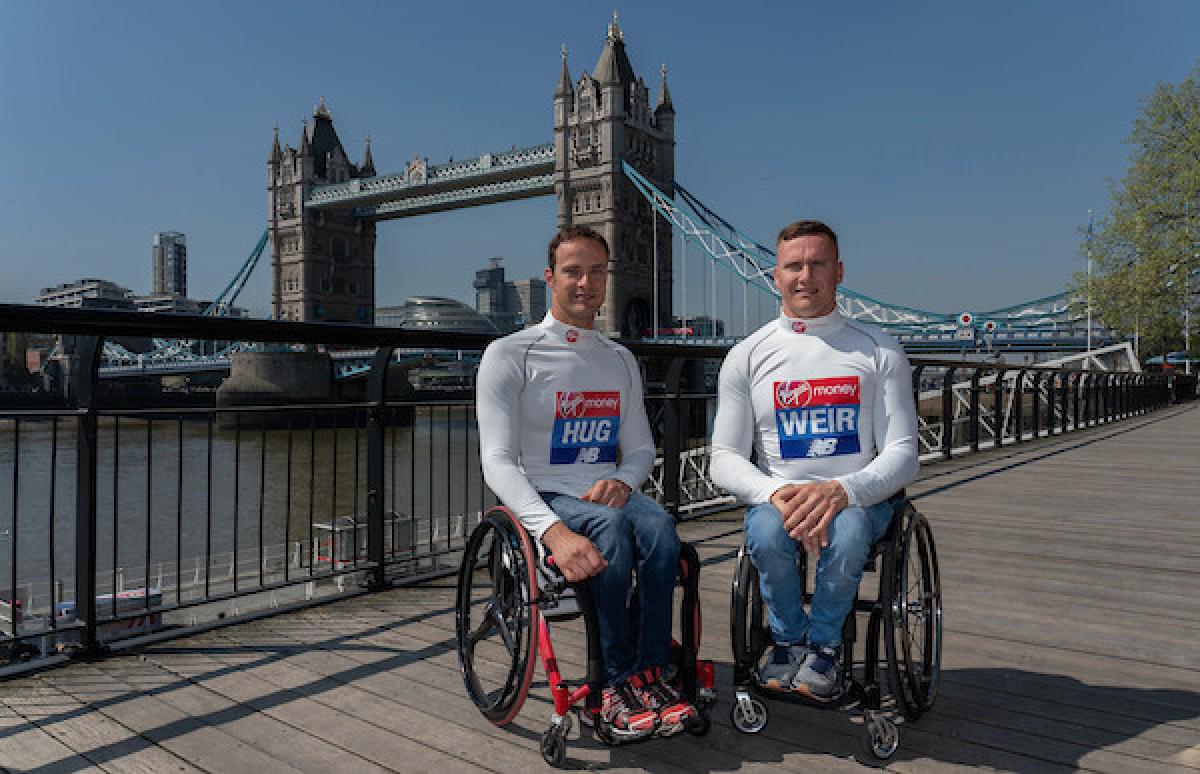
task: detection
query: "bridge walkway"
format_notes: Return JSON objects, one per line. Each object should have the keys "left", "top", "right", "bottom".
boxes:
{"left": 0, "top": 403, "right": 1197, "bottom": 773}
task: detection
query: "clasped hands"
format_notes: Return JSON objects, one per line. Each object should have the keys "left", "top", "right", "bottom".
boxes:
{"left": 770, "top": 479, "right": 850, "bottom": 557}
{"left": 539, "top": 478, "right": 631, "bottom": 583}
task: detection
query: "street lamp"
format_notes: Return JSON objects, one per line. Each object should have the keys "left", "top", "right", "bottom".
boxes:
{"left": 1086, "top": 210, "right": 1094, "bottom": 359}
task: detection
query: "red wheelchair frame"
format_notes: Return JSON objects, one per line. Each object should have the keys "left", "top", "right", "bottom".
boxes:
{"left": 455, "top": 506, "right": 716, "bottom": 766}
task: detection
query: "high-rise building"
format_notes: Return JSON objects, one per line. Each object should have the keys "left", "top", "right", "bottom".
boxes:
{"left": 509, "top": 278, "right": 547, "bottom": 327}
{"left": 153, "top": 231, "right": 187, "bottom": 296}
{"left": 473, "top": 257, "right": 545, "bottom": 332}
{"left": 474, "top": 257, "right": 508, "bottom": 322}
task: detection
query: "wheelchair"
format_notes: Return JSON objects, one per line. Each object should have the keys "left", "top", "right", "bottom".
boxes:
{"left": 729, "top": 492, "right": 942, "bottom": 760}
{"left": 456, "top": 506, "right": 717, "bottom": 767}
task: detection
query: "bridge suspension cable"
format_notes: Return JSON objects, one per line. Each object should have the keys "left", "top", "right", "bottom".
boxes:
{"left": 204, "top": 229, "right": 270, "bottom": 316}
{"left": 623, "top": 161, "right": 1091, "bottom": 345}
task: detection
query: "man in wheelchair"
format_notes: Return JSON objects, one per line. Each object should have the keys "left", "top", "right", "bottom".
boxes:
{"left": 711, "top": 220, "right": 919, "bottom": 699}
{"left": 475, "top": 225, "right": 698, "bottom": 741}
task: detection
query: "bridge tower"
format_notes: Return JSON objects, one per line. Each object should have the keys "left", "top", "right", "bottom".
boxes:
{"left": 554, "top": 17, "right": 675, "bottom": 337}
{"left": 268, "top": 99, "right": 377, "bottom": 322}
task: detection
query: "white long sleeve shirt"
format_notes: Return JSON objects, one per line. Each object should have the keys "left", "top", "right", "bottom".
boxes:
{"left": 710, "top": 309, "right": 919, "bottom": 508}
{"left": 475, "top": 313, "right": 657, "bottom": 539}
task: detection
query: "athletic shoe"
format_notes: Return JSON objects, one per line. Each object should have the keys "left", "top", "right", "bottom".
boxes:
{"left": 791, "top": 644, "right": 843, "bottom": 698}
{"left": 598, "top": 681, "right": 658, "bottom": 740}
{"left": 630, "top": 668, "right": 697, "bottom": 736}
{"left": 757, "top": 642, "right": 810, "bottom": 690}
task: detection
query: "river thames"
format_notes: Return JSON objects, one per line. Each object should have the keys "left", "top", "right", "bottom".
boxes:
{"left": 0, "top": 408, "right": 487, "bottom": 616}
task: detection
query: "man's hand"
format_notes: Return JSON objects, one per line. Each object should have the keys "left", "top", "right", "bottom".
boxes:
{"left": 540, "top": 522, "right": 607, "bottom": 582}
{"left": 770, "top": 480, "right": 850, "bottom": 556}
{"left": 581, "top": 478, "right": 632, "bottom": 508}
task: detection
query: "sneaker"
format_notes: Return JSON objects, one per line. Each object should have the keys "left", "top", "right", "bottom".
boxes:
{"left": 791, "top": 644, "right": 843, "bottom": 698}
{"left": 757, "top": 643, "right": 810, "bottom": 691}
{"left": 599, "top": 681, "right": 658, "bottom": 740}
{"left": 630, "top": 668, "right": 697, "bottom": 736}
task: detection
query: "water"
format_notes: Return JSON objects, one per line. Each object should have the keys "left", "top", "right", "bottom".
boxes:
{"left": 0, "top": 407, "right": 488, "bottom": 616}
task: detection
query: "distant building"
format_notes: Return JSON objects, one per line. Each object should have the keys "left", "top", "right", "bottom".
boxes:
{"left": 509, "top": 278, "right": 547, "bottom": 327}
{"left": 35, "top": 279, "right": 136, "bottom": 310}
{"left": 376, "top": 297, "right": 498, "bottom": 334}
{"left": 135, "top": 294, "right": 208, "bottom": 315}
{"left": 474, "top": 257, "right": 518, "bottom": 332}
{"left": 472, "top": 257, "right": 546, "bottom": 332}
{"left": 673, "top": 315, "right": 725, "bottom": 338}
{"left": 153, "top": 231, "right": 187, "bottom": 296}
{"left": 134, "top": 294, "right": 246, "bottom": 317}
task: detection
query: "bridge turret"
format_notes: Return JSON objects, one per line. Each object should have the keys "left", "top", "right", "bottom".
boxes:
{"left": 361, "top": 136, "right": 376, "bottom": 177}
{"left": 655, "top": 65, "right": 674, "bottom": 122}
{"left": 554, "top": 46, "right": 575, "bottom": 230}
{"left": 555, "top": 45, "right": 574, "bottom": 103}
{"left": 653, "top": 64, "right": 675, "bottom": 195}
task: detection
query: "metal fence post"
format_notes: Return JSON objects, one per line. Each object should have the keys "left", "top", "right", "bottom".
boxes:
{"left": 1084, "top": 372, "right": 1095, "bottom": 426}
{"left": 969, "top": 368, "right": 981, "bottom": 453}
{"left": 662, "top": 357, "right": 686, "bottom": 520}
{"left": 1013, "top": 369, "right": 1027, "bottom": 443}
{"left": 1065, "top": 369, "right": 1075, "bottom": 432}
{"left": 993, "top": 368, "right": 1006, "bottom": 449}
{"left": 1030, "top": 372, "right": 1043, "bottom": 439}
{"left": 941, "top": 367, "right": 957, "bottom": 460}
{"left": 72, "top": 336, "right": 103, "bottom": 655}
{"left": 365, "top": 348, "right": 392, "bottom": 591}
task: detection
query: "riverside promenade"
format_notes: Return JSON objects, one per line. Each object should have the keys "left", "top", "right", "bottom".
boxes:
{"left": 0, "top": 403, "right": 1197, "bottom": 773}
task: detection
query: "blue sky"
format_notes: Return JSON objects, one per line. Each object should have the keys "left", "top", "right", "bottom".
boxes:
{"left": 1, "top": 1, "right": 1197, "bottom": 321}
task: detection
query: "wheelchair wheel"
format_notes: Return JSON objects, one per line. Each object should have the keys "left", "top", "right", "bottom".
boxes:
{"left": 730, "top": 544, "right": 807, "bottom": 680}
{"left": 456, "top": 506, "right": 541, "bottom": 726}
{"left": 730, "top": 545, "right": 768, "bottom": 677}
{"left": 882, "top": 504, "right": 942, "bottom": 721}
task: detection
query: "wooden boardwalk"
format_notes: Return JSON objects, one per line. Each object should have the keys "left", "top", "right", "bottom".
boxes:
{"left": 1, "top": 403, "right": 1198, "bottom": 773}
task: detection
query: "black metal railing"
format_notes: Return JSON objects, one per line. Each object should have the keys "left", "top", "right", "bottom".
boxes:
{"left": 0, "top": 303, "right": 1187, "bottom": 670}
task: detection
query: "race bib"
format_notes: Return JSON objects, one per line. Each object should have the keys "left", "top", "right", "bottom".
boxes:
{"left": 773, "top": 377, "right": 861, "bottom": 459}
{"left": 551, "top": 391, "right": 621, "bottom": 464}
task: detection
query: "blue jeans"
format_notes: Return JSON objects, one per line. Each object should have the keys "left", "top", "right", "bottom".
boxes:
{"left": 744, "top": 500, "right": 894, "bottom": 648}
{"left": 542, "top": 491, "right": 681, "bottom": 686}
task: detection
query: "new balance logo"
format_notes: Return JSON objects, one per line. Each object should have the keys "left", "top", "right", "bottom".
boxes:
{"left": 806, "top": 438, "right": 840, "bottom": 457}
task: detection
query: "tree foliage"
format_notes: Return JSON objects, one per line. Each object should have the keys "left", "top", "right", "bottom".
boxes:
{"left": 1079, "top": 62, "right": 1199, "bottom": 360}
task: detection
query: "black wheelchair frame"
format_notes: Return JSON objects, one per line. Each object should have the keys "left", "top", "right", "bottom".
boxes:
{"left": 456, "top": 506, "right": 717, "bottom": 767}
{"left": 729, "top": 493, "right": 942, "bottom": 760}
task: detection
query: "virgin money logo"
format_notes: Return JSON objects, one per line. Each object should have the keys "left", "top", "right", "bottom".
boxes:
{"left": 775, "top": 381, "right": 812, "bottom": 408}
{"left": 558, "top": 391, "right": 586, "bottom": 418}
{"left": 565, "top": 329, "right": 579, "bottom": 343}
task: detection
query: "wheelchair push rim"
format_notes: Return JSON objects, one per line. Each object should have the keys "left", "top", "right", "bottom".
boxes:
{"left": 883, "top": 505, "right": 943, "bottom": 719}
{"left": 455, "top": 507, "right": 541, "bottom": 726}
{"left": 730, "top": 543, "right": 808, "bottom": 686}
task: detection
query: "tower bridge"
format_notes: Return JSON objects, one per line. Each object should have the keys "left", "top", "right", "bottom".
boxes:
{"left": 269, "top": 16, "right": 673, "bottom": 338}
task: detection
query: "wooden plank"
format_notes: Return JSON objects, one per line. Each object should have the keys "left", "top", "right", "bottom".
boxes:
{"left": 0, "top": 699, "right": 103, "bottom": 773}
{"left": 5, "top": 675, "right": 197, "bottom": 774}
{"left": 25, "top": 658, "right": 306, "bottom": 774}
{"left": 141, "top": 633, "right": 517, "bottom": 774}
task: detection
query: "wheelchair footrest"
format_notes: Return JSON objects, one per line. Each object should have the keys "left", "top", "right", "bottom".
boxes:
{"left": 752, "top": 680, "right": 853, "bottom": 709}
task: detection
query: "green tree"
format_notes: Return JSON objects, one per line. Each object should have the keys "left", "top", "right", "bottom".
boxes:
{"left": 1079, "top": 62, "right": 1199, "bottom": 363}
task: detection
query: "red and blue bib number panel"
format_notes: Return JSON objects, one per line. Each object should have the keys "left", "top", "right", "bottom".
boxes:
{"left": 551, "top": 391, "right": 621, "bottom": 464}
{"left": 773, "top": 377, "right": 861, "bottom": 459}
